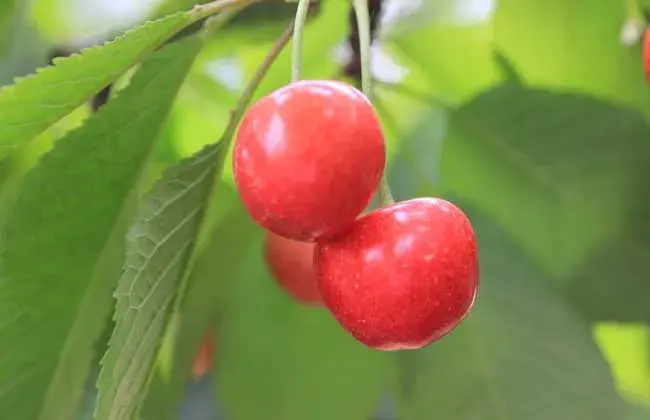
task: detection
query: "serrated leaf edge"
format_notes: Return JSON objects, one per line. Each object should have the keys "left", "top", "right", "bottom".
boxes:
{"left": 95, "top": 142, "right": 224, "bottom": 420}
{"left": 0, "top": 12, "right": 187, "bottom": 94}
{"left": 0, "top": 11, "right": 195, "bottom": 155}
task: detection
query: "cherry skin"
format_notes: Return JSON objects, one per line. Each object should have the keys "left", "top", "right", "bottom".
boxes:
{"left": 264, "top": 232, "right": 321, "bottom": 305}
{"left": 314, "top": 197, "right": 479, "bottom": 351}
{"left": 191, "top": 333, "right": 215, "bottom": 381}
{"left": 233, "top": 80, "right": 386, "bottom": 242}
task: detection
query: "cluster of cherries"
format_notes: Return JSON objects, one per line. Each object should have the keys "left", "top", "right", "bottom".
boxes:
{"left": 232, "top": 79, "right": 479, "bottom": 351}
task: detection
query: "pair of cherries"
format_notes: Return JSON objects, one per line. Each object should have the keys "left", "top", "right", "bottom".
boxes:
{"left": 232, "top": 80, "right": 478, "bottom": 351}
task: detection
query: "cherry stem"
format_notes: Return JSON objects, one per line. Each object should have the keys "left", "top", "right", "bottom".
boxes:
{"left": 352, "top": 0, "right": 395, "bottom": 206}
{"left": 291, "top": 0, "right": 312, "bottom": 83}
{"left": 221, "top": 23, "right": 295, "bottom": 148}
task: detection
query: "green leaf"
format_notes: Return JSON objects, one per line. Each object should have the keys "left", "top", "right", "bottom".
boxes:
{"left": 388, "top": 0, "right": 650, "bottom": 115}
{"left": 0, "top": 0, "right": 17, "bottom": 23}
{"left": 0, "top": 8, "right": 48, "bottom": 87}
{"left": 397, "top": 205, "right": 627, "bottom": 420}
{"left": 385, "top": 2, "right": 500, "bottom": 103}
{"left": 0, "top": 10, "right": 198, "bottom": 158}
{"left": 0, "top": 36, "right": 200, "bottom": 420}
{"left": 626, "top": 404, "right": 650, "bottom": 420}
{"left": 560, "top": 148, "right": 650, "bottom": 321}
{"left": 30, "top": 0, "right": 89, "bottom": 43}
{"left": 439, "top": 83, "right": 650, "bottom": 280}
{"left": 0, "top": 0, "right": 19, "bottom": 52}
{"left": 167, "top": 74, "right": 234, "bottom": 158}
{"left": 594, "top": 324, "right": 650, "bottom": 404}
{"left": 493, "top": 0, "right": 650, "bottom": 116}
{"left": 216, "top": 235, "right": 394, "bottom": 420}
{"left": 95, "top": 138, "right": 226, "bottom": 420}
{"left": 566, "top": 219, "right": 650, "bottom": 322}
{"left": 379, "top": 101, "right": 446, "bottom": 200}
{"left": 139, "top": 184, "right": 258, "bottom": 420}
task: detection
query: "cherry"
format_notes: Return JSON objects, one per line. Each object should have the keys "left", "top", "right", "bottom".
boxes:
{"left": 191, "top": 333, "right": 215, "bottom": 381}
{"left": 264, "top": 231, "right": 321, "bottom": 305}
{"left": 314, "top": 197, "right": 479, "bottom": 351}
{"left": 233, "top": 80, "right": 386, "bottom": 242}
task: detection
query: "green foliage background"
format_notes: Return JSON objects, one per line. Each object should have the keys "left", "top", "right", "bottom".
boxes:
{"left": 0, "top": 0, "right": 649, "bottom": 419}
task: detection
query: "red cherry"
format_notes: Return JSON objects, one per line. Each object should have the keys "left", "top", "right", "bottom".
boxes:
{"left": 644, "top": 29, "right": 650, "bottom": 81}
{"left": 191, "top": 333, "right": 215, "bottom": 381}
{"left": 315, "top": 198, "right": 479, "bottom": 351}
{"left": 233, "top": 80, "right": 386, "bottom": 242}
{"left": 264, "top": 232, "right": 321, "bottom": 305}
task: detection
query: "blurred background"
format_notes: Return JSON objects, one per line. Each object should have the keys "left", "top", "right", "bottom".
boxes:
{"left": 2, "top": 0, "right": 650, "bottom": 419}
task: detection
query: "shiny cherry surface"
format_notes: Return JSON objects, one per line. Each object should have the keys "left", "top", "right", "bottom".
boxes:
{"left": 264, "top": 232, "right": 321, "bottom": 305}
{"left": 233, "top": 80, "right": 386, "bottom": 242}
{"left": 315, "top": 198, "right": 479, "bottom": 351}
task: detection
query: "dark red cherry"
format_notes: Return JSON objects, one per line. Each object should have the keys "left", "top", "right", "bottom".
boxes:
{"left": 264, "top": 232, "right": 321, "bottom": 305}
